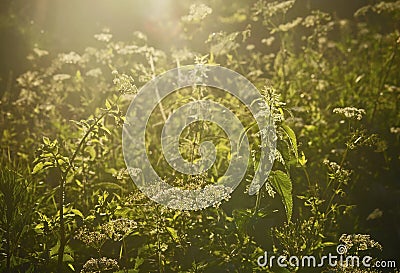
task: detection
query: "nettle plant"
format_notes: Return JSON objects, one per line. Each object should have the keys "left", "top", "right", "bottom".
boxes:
{"left": 0, "top": 0, "right": 399, "bottom": 272}
{"left": 26, "top": 40, "right": 298, "bottom": 272}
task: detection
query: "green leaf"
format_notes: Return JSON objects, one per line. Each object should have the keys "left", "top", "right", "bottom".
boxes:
{"left": 281, "top": 123, "right": 298, "bottom": 159}
{"left": 166, "top": 226, "right": 179, "bottom": 241}
{"left": 100, "top": 125, "right": 111, "bottom": 135}
{"left": 43, "top": 136, "right": 50, "bottom": 145}
{"left": 270, "top": 170, "right": 293, "bottom": 221}
{"left": 299, "top": 151, "right": 307, "bottom": 166}
{"left": 32, "top": 162, "right": 44, "bottom": 174}
{"left": 32, "top": 161, "right": 53, "bottom": 174}
{"left": 50, "top": 242, "right": 60, "bottom": 257}
{"left": 86, "top": 145, "right": 96, "bottom": 160}
{"left": 67, "top": 263, "right": 75, "bottom": 271}
{"left": 71, "top": 208, "right": 84, "bottom": 218}
{"left": 322, "top": 241, "right": 336, "bottom": 247}
{"left": 105, "top": 99, "right": 112, "bottom": 109}
{"left": 76, "top": 70, "right": 82, "bottom": 80}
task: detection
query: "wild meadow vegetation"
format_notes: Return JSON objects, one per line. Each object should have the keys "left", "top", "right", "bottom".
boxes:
{"left": 0, "top": 0, "right": 399, "bottom": 272}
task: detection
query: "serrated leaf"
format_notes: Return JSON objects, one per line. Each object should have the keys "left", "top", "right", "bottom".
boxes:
{"left": 270, "top": 170, "right": 293, "bottom": 221}
{"left": 281, "top": 123, "right": 298, "bottom": 159}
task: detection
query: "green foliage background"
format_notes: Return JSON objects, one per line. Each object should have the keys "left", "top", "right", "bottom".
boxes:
{"left": 0, "top": 0, "right": 399, "bottom": 272}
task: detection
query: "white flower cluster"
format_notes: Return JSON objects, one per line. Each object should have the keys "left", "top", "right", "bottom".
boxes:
{"left": 323, "top": 159, "right": 351, "bottom": 184}
{"left": 182, "top": 4, "right": 212, "bottom": 23}
{"left": 144, "top": 181, "right": 233, "bottom": 211}
{"left": 75, "top": 218, "right": 137, "bottom": 248}
{"left": 339, "top": 234, "right": 382, "bottom": 251}
{"left": 101, "top": 218, "right": 137, "bottom": 241}
{"left": 75, "top": 227, "right": 107, "bottom": 249}
{"left": 81, "top": 257, "right": 119, "bottom": 273}
{"left": 253, "top": 0, "right": 295, "bottom": 18}
{"left": 265, "top": 182, "right": 276, "bottom": 197}
{"left": 94, "top": 33, "right": 113, "bottom": 42}
{"left": 390, "top": 127, "right": 400, "bottom": 134}
{"left": 59, "top": 51, "right": 81, "bottom": 64}
{"left": 333, "top": 107, "right": 366, "bottom": 120}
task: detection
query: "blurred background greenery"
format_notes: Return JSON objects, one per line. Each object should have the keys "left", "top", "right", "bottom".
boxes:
{"left": 0, "top": 0, "right": 369, "bottom": 98}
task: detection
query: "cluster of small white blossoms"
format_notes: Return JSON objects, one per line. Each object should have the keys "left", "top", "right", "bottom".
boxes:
{"left": 145, "top": 181, "right": 233, "bottom": 211}
{"left": 390, "top": 127, "right": 400, "bottom": 134}
{"left": 94, "top": 32, "right": 113, "bottom": 43}
{"left": 75, "top": 227, "right": 107, "bottom": 249}
{"left": 339, "top": 234, "right": 382, "bottom": 251}
{"left": 182, "top": 4, "right": 212, "bottom": 23}
{"left": 265, "top": 181, "right": 276, "bottom": 198}
{"left": 75, "top": 218, "right": 137, "bottom": 247}
{"left": 333, "top": 107, "right": 366, "bottom": 120}
{"left": 323, "top": 159, "right": 351, "bottom": 184}
{"left": 101, "top": 218, "right": 137, "bottom": 241}
{"left": 59, "top": 51, "right": 82, "bottom": 64}
{"left": 81, "top": 257, "right": 119, "bottom": 273}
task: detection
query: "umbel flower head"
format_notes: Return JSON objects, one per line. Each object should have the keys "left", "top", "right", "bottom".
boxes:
{"left": 333, "top": 107, "right": 366, "bottom": 120}
{"left": 81, "top": 257, "right": 119, "bottom": 273}
{"left": 339, "top": 234, "right": 382, "bottom": 251}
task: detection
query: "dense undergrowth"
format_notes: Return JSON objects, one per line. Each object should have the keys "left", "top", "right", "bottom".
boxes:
{"left": 0, "top": 0, "right": 399, "bottom": 272}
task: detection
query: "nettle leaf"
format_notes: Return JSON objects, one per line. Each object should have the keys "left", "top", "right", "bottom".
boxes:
{"left": 270, "top": 170, "right": 293, "bottom": 221}
{"left": 281, "top": 123, "right": 298, "bottom": 159}
{"left": 166, "top": 226, "right": 179, "bottom": 241}
{"left": 32, "top": 161, "right": 53, "bottom": 174}
{"left": 86, "top": 145, "right": 96, "bottom": 160}
{"left": 43, "top": 136, "right": 50, "bottom": 145}
{"left": 32, "top": 162, "right": 44, "bottom": 174}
